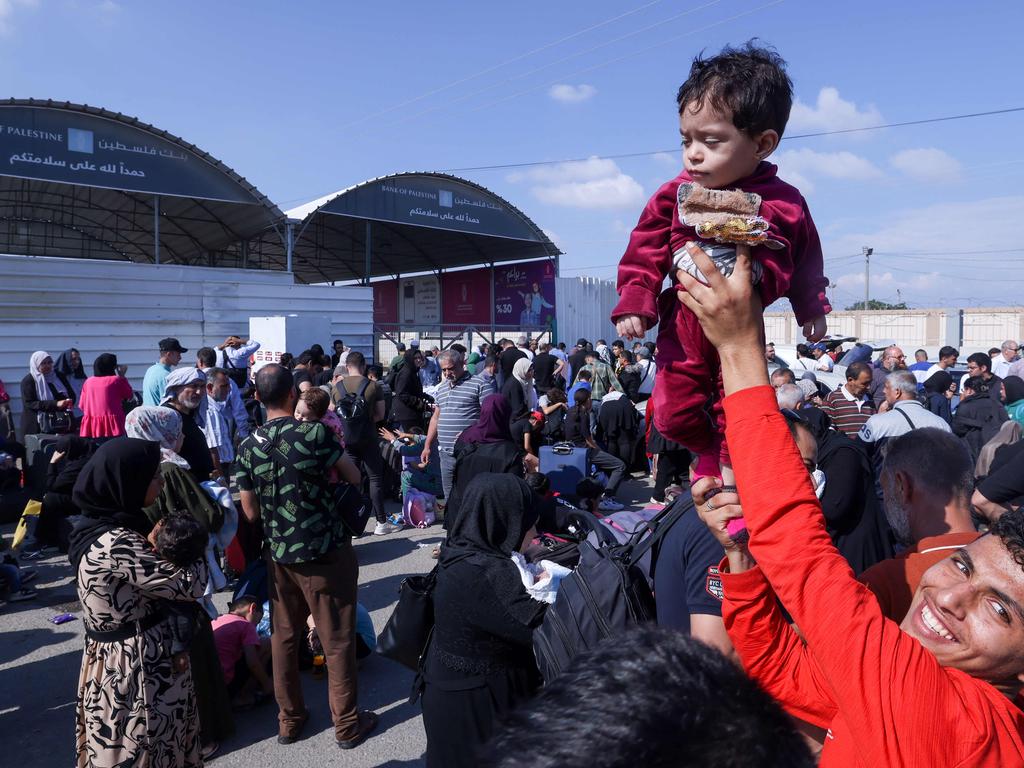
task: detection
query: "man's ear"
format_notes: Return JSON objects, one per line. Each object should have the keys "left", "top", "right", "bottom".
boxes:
{"left": 895, "top": 469, "right": 914, "bottom": 505}
{"left": 754, "top": 129, "right": 780, "bottom": 160}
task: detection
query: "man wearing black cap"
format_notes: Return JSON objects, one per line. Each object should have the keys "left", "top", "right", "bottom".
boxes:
{"left": 568, "top": 339, "right": 590, "bottom": 385}
{"left": 142, "top": 337, "right": 187, "bottom": 406}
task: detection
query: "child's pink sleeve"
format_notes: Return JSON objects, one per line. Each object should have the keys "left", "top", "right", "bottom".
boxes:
{"left": 611, "top": 179, "right": 679, "bottom": 325}
{"left": 784, "top": 198, "right": 832, "bottom": 325}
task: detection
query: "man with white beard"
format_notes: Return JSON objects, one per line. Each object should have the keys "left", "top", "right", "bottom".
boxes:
{"left": 859, "top": 428, "right": 980, "bottom": 622}
{"left": 161, "top": 367, "right": 216, "bottom": 482}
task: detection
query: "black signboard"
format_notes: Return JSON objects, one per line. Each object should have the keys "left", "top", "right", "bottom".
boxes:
{"left": 320, "top": 175, "right": 543, "bottom": 242}
{"left": 0, "top": 105, "right": 254, "bottom": 203}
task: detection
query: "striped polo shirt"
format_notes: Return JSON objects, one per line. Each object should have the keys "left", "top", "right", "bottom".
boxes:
{"left": 434, "top": 371, "right": 497, "bottom": 452}
{"left": 823, "top": 384, "right": 876, "bottom": 438}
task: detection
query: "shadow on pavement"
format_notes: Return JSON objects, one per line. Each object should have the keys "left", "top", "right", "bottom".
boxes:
{"left": 0, "top": 626, "right": 77, "bottom": 665}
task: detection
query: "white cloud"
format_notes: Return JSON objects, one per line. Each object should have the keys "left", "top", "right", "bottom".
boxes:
{"left": 789, "top": 87, "right": 883, "bottom": 136}
{"left": 652, "top": 151, "right": 679, "bottom": 167}
{"left": 0, "top": 0, "right": 37, "bottom": 33}
{"left": 548, "top": 84, "right": 597, "bottom": 104}
{"left": 508, "top": 156, "right": 646, "bottom": 210}
{"left": 774, "top": 148, "right": 883, "bottom": 192}
{"left": 889, "top": 148, "right": 962, "bottom": 183}
{"left": 823, "top": 195, "right": 1024, "bottom": 306}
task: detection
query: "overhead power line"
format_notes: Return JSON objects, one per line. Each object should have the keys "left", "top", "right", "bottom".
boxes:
{"left": 440, "top": 106, "right": 1024, "bottom": 173}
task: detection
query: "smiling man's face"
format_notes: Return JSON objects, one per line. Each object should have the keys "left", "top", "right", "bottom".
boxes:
{"left": 901, "top": 534, "right": 1024, "bottom": 687}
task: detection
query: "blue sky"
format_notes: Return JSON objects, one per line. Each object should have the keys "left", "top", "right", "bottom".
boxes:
{"left": 2, "top": 0, "right": 1022, "bottom": 309}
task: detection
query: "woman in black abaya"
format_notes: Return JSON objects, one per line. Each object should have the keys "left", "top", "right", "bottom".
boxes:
{"left": 421, "top": 474, "right": 546, "bottom": 768}
{"left": 802, "top": 408, "right": 894, "bottom": 574}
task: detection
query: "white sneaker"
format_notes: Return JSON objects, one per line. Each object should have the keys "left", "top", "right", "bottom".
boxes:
{"left": 648, "top": 497, "right": 666, "bottom": 507}
{"left": 598, "top": 497, "right": 624, "bottom": 512}
{"left": 373, "top": 522, "right": 403, "bottom": 536}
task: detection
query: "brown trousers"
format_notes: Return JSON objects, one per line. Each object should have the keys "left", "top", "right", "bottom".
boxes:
{"left": 267, "top": 543, "right": 360, "bottom": 741}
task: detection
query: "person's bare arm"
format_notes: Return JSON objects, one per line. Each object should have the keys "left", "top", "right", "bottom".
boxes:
{"left": 690, "top": 614, "right": 737, "bottom": 662}
{"left": 243, "top": 644, "right": 273, "bottom": 694}
{"left": 334, "top": 453, "right": 361, "bottom": 485}
{"left": 239, "top": 489, "right": 260, "bottom": 524}
{"left": 971, "top": 487, "right": 1015, "bottom": 523}
{"left": 298, "top": 380, "right": 312, "bottom": 393}
{"left": 421, "top": 406, "right": 440, "bottom": 464}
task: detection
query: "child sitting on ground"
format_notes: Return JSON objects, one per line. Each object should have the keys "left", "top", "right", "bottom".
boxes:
{"left": 612, "top": 42, "right": 831, "bottom": 490}
{"left": 295, "top": 387, "right": 346, "bottom": 482}
{"left": 148, "top": 512, "right": 210, "bottom": 675}
{"left": 211, "top": 595, "right": 273, "bottom": 706}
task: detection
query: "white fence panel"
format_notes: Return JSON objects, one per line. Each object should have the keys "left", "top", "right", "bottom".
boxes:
{"left": 0, "top": 253, "right": 371, "bottom": 432}
{"left": 555, "top": 277, "right": 657, "bottom": 346}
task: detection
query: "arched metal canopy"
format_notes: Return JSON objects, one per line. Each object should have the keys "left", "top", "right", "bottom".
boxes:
{"left": 0, "top": 99, "right": 286, "bottom": 268}
{"left": 285, "top": 172, "right": 561, "bottom": 285}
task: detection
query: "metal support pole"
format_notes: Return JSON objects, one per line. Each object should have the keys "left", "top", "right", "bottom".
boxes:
{"left": 489, "top": 262, "right": 496, "bottom": 341}
{"left": 863, "top": 246, "right": 872, "bottom": 309}
{"left": 285, "top": 221, "right": 294, "bottom": 273}
{"left": 364, "top": 220, "right": 372, "bottom": 286}
{"left": 153, "top": 195, "right": 160, "bottom": 264}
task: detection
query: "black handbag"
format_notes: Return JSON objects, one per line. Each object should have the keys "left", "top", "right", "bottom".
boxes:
{"left": 377, "top": 566, "right": 437, "bottom": 671}
{"left": 333, "top": 482, "right": 372, "bottom": 538}
{"left": 37, "top": 409, "right": 71, "bottom": 434}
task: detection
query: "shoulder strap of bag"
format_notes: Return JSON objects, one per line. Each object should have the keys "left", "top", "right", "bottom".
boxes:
{"left": 895, "top": 406, "right": 916, "bottom": 430}
{"left": 623, "top": 495, "right": 696, "bottom": 565}
{"left": 356, "top": 378, "right": 370, "bottom": 398}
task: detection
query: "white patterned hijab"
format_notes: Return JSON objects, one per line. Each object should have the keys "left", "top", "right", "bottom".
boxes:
{"left": 29, "top": 350, "right": 67, "bottom": 401}
{"left": 124, "top": 406, "right": 189, "bottom": 469}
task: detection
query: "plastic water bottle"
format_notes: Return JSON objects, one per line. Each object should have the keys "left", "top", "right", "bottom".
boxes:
{"left": 312, "top": 654, "right": 325, "bottom": 679}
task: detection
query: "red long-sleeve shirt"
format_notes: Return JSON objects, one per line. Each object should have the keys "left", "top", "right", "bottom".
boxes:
{"left": 721, "top": 386, "right": 1024, "bottom": 767}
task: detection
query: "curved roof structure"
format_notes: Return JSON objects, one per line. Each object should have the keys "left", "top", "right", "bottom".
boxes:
{"left": 285, "top": 172, "right": 560, "bottom": 284}
{"left": 0, "top": 99, "right": 285, "bottom": 268}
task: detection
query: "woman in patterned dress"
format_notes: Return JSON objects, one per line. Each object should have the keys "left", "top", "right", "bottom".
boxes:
{"left": 69, "top": 438, "right": 209, "bottom": 768}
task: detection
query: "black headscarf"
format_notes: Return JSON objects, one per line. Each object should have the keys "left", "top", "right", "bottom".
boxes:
{"left": 57, "top": 434, "right": 93, "bottom": 461}
{"left": 68, "top": 438, "right": 161, "bottom": 571}
{"left": 442, "top": 474, "right": 539, "bottom": 565}
{"left": 801, "top": 407, "right": 869, "bottom": 470}
{"left": 440, "top": 473, "right": 542, "bottom": 625}
{"left": 93, "top": 353, "right": 118, "bottom": 377}
{"left": 923, "top": 370, "right": 953, "bottom": 395}
{"left": 1003, "top": 375, "right": 1024, "bottom": 405}
{"left": 55, "top": 348, "right": 86, "bottom": 379}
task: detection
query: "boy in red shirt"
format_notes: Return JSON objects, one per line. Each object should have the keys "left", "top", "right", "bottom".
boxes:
{"left": 613, "top": 43, "right": 830, "bottom": 485}
{"left": 679, "top": 243, "right": 1024, "bottom": 767}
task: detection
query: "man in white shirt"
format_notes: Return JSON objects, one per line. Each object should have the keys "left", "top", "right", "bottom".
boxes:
{"left": 991, "top": 340, "right": 1020, "bottom": 379}
{"left": 197, "top": 347, "right": 250, "bottom": 439}
{"left": 516, "top": 336, "right": 535, "bottom": 362}
{"left": 809, "top": 342, "right": 834, "bottom": 372}
{"left": 923, "top": 346, "right": 959, "bottom": 381}
{"left": 635, "top": 347, "right": 656, "bottom": 398}
{"left": 216, "top": 336, "right": 260, "bottom": 384}
{"left": 859, "top": 370, "right": 952, "bottom": 448}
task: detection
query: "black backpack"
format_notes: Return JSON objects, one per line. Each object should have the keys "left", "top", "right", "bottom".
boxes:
{"left": 337, "top": 378, "right": 373, "bottom": 445}
{"left": 532, "top": 494, "right": 694, "bottom": 683}
{"left": 219, "top": 348, "right": 249, "bottom": 389}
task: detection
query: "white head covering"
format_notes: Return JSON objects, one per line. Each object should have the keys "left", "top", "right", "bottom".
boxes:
{"left": 512, "top": 357, "right": 538, "bottom": 410}
{"left": 29, "top": 350, "right": 67, "bottom": 401}
{"left": 161, "top": 367, "right": 206, "bottom": 402}
{"left": 124, "top": 405, "right": 189, "bottom": 469}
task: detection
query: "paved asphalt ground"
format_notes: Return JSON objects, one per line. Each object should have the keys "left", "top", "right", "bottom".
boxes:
{"left": 0, "top": 476, "right": 654, "bottom": 767}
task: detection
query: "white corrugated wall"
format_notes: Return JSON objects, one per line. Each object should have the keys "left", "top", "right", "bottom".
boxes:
{"left": 555, "top": 276, "right": 658, "bottom": 346}
{"left": 0, "top": 253, "right": 372, "bottom": 430}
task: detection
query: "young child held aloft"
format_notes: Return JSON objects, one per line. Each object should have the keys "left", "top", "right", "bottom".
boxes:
{"left": 295, "top": 387, "right": 346, "bottom": 482}
{"left": 149, "top": 512, "right": 210, "bottom": 675}
{"left": 612, "top": 43, "right": 830, "bottom": 482}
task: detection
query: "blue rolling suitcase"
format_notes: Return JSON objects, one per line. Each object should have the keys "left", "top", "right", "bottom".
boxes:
{"left": 540, "top": 443, "right": 588, "bottom": 498}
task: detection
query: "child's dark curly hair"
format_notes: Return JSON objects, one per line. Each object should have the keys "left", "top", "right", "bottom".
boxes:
{"left": 990, "top": 509, "right": 1024, "bottom": 573}
{"left": 153, "top": 513, "right": 207, "bottom": 568}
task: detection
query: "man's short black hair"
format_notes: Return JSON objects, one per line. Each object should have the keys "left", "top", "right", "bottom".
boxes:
{"left": 524, "top": 471, "right": 550, "bottom": 496}
{"left": 367, "top": 363, "right": 384, "bottom": 380}
{"left": 333, "top": 339, "right": 344, "bottom": 349}
{"left": 990, "top": 508, "right": 1024, "bottom": 576}
{"left": 153, "top": 513, "right": 208, "bottom": 569}
{"left": 577, "top": 369, "right": 593, "bottom": 381}
{"left": 451, "top": 343, "right": 467, "bottom": 355}
{"left": 967, "top": 352, "right": 991, "bottom": 373}
{"left": 584, "top": 349, "right": 598, "bottom": 360}
{"left": 255, "top": 363, "right": 295, "bottom": 408}
{"left": 611, "top": 340, "right": 624, "bottom": 349}
{"left": 846, "top": 361, "right": 872, "bottom": 381}
{"left": 483, "top": 354, "right": 499, "bottom": 370}
{"left": 346, "top": 350, "right": 366, "bottom": 371}
{"left": 677, "top": 42, "right": 792, "bottom": 138}
{"left": 229, "top": 594, "right": 263, "bottom": 615}
{"left": 296, "top": 351, "right": 314, "bottom": 366}
{"left": 483, "top": 625, "right": 812, "bottom": 768}
{"left": 939, "top": 345, "right": 959, "bottom": 359}
{"left": 196, "top": 346, "right": 217, "bottom": 368}
{"left": 962, "top": 375, "right": 989, "bottom": 395}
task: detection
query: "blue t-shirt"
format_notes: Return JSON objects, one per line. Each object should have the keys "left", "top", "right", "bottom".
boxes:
{"left": 567, "top": 380, "right": 592, "bottom": 403}
{"left": 654, "top": 504, "right": 725, "bottom": 631}
{"left": 142, "top": 362, "right": 173, "bottom": 406}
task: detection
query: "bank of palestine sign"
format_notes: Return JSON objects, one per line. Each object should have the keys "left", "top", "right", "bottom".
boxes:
{"left": 320, "top": 176, "right": 544, "bottom": 242}
{"left": 0, "top": 105, "right": 253, "bottom": 203}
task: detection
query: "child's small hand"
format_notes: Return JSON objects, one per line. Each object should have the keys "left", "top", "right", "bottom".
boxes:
{"left": 615, "top": 315, "right": 647, "bottom": 340}
{"left": 802, "top": 315, "right": 827, "bottom": 343}
{"left": 172, "top": 652, "right": 190, "bottom": 676}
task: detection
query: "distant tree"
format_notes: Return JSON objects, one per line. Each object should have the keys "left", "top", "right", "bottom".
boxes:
{"left": 844, "top": 300, "right": 909, "bottom": 311}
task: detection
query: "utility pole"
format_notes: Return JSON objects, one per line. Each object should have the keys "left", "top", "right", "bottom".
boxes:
{"left": 862, "top": 246, "right": 873, "bottom": 309}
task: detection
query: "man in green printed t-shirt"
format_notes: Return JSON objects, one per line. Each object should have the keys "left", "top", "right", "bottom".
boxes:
{"left": 235, "top": 364, "right": 380, "bottom": 750}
